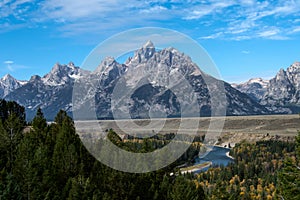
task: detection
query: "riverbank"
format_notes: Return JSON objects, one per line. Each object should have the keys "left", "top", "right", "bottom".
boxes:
{"left": 180, "top": 162, "right": 212, "bottom": 174}
{"left": 214, "top": 145, "right": 235, "bottom": 160}
{"left": 226, "top": 151, "right": 234, "bottom": 160}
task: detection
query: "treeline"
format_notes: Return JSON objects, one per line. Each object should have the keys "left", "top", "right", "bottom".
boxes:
{"left": 107, "top": 130, "right": 202, "bottom": 165}
{"left": 0, "top": 100, "right": 205, "bottom": 200}
{"left": 196, "top": 137, "right": 300, "bottom": 199}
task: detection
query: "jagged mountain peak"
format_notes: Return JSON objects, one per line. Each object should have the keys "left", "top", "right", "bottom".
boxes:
{"left": 290, "top": 61, "right": 300, "bottom": 67}
{"left": 42, "top": 62, "right": 86, "bottom": 86}
{"left": 68, "top": 61, "right": 75, "bottom": 67}
{"left": 287, "top": 61, "right": 300, "bottom": 73}
{"left": 232, "top": 77, "right": 270, "bottom": 102}
{"left": 275, "top": 68, "right": 289, "bottom": 81}
{"left": 0, "top": 74, "right": 25, "bottom": 98}
{"left": 142, "top": 40, "right": 155, "bottom": 49}
{"left": 127, "top": 42, "right": 197, "bottom": 74}
{"left": 248, "top": 78, "right": 268, "bottom": 84}
{"left": 94, "top": 57, "right": 121, "bottom": 74}
{"left": 29, "top": 75, "right": 41, "bottom": 82}
{"left": 129, "top": 41, "right": 156, "bottom": 64}
{"left": 2, "top": 74, "right": 15, "bottom": 81}
{"left": 100, "top": 57, "right": 117, "bottom": 67}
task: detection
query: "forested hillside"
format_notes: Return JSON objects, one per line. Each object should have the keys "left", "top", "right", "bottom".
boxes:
{"left": 196, "top": 140, "right": 300, "bottom": 199}
{"left": 0, "top": 100, "right": 205, "bottom": 200}
{"left": 0, "top": 99, "right": 299, "bottom": 199}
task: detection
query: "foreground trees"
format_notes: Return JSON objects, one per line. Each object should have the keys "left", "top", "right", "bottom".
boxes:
{"left": 0, "top": 100, "right": 205, "bottom": 200}
{"left": 0, "top": 99, "right": 299, "bottom": 199}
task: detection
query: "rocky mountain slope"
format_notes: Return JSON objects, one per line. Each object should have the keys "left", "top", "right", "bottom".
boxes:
{"left": 233, "top": 62, "right": 300, "bottom": 113}
{"left": 3, "top": 42, "right": 272, "bottom": 120}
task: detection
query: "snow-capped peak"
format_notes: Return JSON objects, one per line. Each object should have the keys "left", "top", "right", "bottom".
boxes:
{"left": 142, "top": 40, "right": 155, "bottom": 49}
{"left": 287, "top": 61, "right": 300, "bottom": 73}
{"left": 128, "top": 41, "right": 156, "bottom": 65}
{"left": 68, "top": 61, "right": 75, "bottom": 68}
{"left": 42, "top": 62, "right": 86, "bottom": 86}
{"left": 2, "top": 74, "right": 15, "bottom": 81}
{"left": 247, "top": 78, "right": 269, "bottom": 87}
{"left": 0, "top": 74, "right": 25, "bottom": 97}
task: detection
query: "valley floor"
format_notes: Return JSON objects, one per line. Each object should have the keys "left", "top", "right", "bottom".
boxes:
{"left": 76, "top": 114, "right": 300, "bottom": 144}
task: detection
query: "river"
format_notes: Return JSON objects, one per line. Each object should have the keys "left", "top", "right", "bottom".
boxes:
{"left": 192, "top": 146, "right": 234, "bottom": 173}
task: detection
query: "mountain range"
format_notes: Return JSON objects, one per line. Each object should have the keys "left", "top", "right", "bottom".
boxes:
{"left": 232, "top": 61, "right": 300, "bottom": 114}
{"left": 1, "top": 42, "right": 299, "bottom": 120}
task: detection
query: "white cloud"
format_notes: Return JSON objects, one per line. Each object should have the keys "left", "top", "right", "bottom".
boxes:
{"left": 4, "top": 61, "right": 14, "bottom": 65}
{"left": 3, "top": 61, "right": 30, "bottom": 72}
{"left": 4, "top": 60, "right": 14, "bottom": 71}
{"left": 290, "top": 26, "right": 300, "bottom": 34}
{"left": 1, "top": 0, "right": 300, "bottom": 41}
{"left": 200, "top": 32, "right": 223, "bottom": 40}
{"left": 41, "top": 0, "right": 121, "bottom": 20}
{"left": 242, "top": 50, "right": 250, "bottom": 54}
{"left": 184, "top": 1, "right": 235, "bottom": 20}
{"left": 258, "top": 29, "right": 279, "bottom": 38}
{"left": 187, "top": 0, "right": 300, "bottom": 40}
{"left": 0, "top": 0, "right": 34, "bottom": 18}
{"left": 140, "top": 6, "right": 167, "bottom": 14}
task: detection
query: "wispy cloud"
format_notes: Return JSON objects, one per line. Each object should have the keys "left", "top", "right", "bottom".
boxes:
{"left": 188, "top": 0, "right": 300, "bottom": 40}
{"left": 200, "top": 32, "right": 224, "bottom": 40}
{"left": 242, "top": 50, "right": 250, "bottom": 54}
{"left": 1, "top": 0, "right": 300, "bottom": 41}
{"left": 184, "top": 1, "right": 236, "bottom": 20}
{"left": 140, "top": 6, "right": 167, "bottom": 14}
{"left": 290, "top": 26, "right": 300, "bottom": 34}
{"left": 4, "top": 60, "right": 14, "bottom": 71}
{"left": 3, "top": 60, "right": 30, "bottom": 72}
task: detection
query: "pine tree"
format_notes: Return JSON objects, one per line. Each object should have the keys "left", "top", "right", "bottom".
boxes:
{"left": 52, "top": 110, "right": 81, "bottom": 188}
{"left": 3, "top": 113, "right": 24, "bottom": 173}
{"left": 169, "top": 175, "right": 205, "bottom": 200}
{"left": 32, "top": 107, "right": 47, "bottom": 133}
{"left": 278, "top": 131, "right": 300, "bottom": 199}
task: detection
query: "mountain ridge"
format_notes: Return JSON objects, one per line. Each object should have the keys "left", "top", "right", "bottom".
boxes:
{"left": 2, "top": 42, "right": 298, "bottom": 120}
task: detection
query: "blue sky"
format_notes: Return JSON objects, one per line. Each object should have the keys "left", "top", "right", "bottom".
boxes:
{"left": 1, "top": 0, "right": 300, "bottom": 83}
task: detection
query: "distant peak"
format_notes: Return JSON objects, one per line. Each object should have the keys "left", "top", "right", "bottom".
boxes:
{"left": 95, "top": 57, "right": 117, "bottom": 73}
{"left": 286, "top": 61, "right": 300, "bottom": 73}
{"left": 102, "top": 57, "right": 116, "bottom": 66}
{"left": 142, "top": 40, "right": 155, "bottom": 49}
{"left": 248, "top": 78, "right": 267, "bottom": 82}
{"left": 129, "top": 41, "right": 156, "bottom": 64}
{"left": 54, "top": 62, "right": 61, "bottom": 66}
{"left": 68, "top": 62, "right": 75, "bottom": 67}
{"left": 290, "top": 61, "right": 300, "bottom": 68}
{"left": 2, "top": 74, "right": 14, "bottom": 80}
{"left": 29, "top": 75, "right": 41, "bottom": 82}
